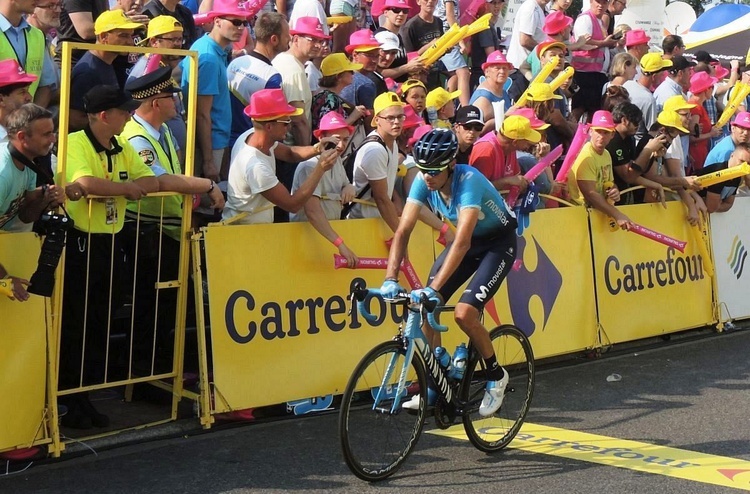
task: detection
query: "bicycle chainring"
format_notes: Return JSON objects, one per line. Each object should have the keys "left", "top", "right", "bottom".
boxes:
{"left": 434, "top": 398, "right": 457, "bottom": 430}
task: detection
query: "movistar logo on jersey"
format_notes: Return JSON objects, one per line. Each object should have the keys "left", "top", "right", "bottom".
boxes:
{"left": 484, "top": 198, "right": 509, "bottom": 226}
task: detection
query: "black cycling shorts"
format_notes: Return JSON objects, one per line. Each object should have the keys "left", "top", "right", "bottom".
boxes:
{"left": 428, "top": 233, "right": 517, "bottom": 311}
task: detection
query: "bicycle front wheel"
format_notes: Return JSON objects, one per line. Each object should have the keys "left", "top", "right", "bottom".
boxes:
{"left": 460, "top": 324, "right": 535, "bottom": 452}
{"left": 339, "top": 340, "right": 427, "bottom": 482}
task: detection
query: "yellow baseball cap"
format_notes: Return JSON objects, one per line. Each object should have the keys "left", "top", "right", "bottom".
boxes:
{"left": 501, "top": 115, "right": 541, "bottom": 143}
{"left": 94, "top": 9, "right": 144, "bottom": 35}
{"left": 662, "top": 94, "right": 696, "bottom": 112}
{"left": 401, "top": 78, "right": 426, "bottom": 96}
{"left": 526, "top": 82, "right": 562, "bottom": 102}
{"left": 426, "top": 87, "right": 461, "bottom": 111}
{"left": 320, "top": 53, "right": 363, "bottom": 77}
{"left": 138, "top": 15, "right": 183, "bottom": 44}
{"left": 640, "top": 52, "right": 673, "bottom": 74}
{"left": 657, "top": 110, "right": 689, "bottom": 134}
{"left": 372, "top": 91, "right": 405, "bottom": 126}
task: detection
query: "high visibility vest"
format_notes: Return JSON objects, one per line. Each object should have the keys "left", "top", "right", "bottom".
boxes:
{"left": 571, "top": 11, "right": 606, "bottom": 73}
{"left": 0, "top": 26, "right": 45, "bottom": 96}
{"left": 122, "top": 118, "right": 184, "bottom": 241}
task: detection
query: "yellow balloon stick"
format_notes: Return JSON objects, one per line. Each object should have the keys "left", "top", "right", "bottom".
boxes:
{"left": 516, "top": 56, "right": 560, "bottom": 107}
{"left": 463, "top": 13, "right": 493, "bottom": 38}
{"left": 418, "top": 23, "right": 461, "bottom": 64}
{"left": 549, "top": 66, "right": 575, "bottom": 92}
{"left": 421, "top": 25, "right": 469, "bottom": 66}
{"left": 691, "top": 224, "right": 714, "bottom": 277}
{"left": 694, "top": 162, "right": 750, "bottom": 188}
{"left": 717, "top": 83, "right": 750, "bottom": 128}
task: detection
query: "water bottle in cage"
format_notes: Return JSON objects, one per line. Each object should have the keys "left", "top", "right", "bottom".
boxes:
{"left": 449, "top": 343, "right": 469, "bottom": 380}
{"left": 434, "top": 346, "right": 452, "bottom": 374}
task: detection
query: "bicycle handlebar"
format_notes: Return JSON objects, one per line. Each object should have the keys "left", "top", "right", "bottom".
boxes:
{"left": 349, "top": 284, "right": 449, "bottom": 332}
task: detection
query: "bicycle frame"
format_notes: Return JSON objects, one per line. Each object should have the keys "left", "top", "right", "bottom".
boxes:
{"left": 353, "top": 288, "right": 471, "bottom": 415}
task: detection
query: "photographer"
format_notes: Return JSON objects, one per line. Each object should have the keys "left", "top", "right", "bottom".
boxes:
{"left": 0, "top": 104, "right": 65, "bottom": 232}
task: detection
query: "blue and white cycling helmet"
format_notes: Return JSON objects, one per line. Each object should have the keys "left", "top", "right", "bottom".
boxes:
{"left": 412, "top": 128, "right": 458, "bottom": 171}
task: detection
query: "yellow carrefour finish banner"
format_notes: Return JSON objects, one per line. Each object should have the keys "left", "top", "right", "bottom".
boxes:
{"left": 0, "top": 233, "right": 49, "bottom": 452}
{"left": 479, "top": 206, "right": 600, "bottom": 359}
{"left": 203, "top": 219, "right": 437, "bottom": 412}
{"left": 589, "top": 202, "right": 714, "bottom": 345}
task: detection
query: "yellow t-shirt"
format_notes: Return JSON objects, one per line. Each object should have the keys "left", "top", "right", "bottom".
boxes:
{"left": 566, "top": 142, "right": 613, "bottom": 206}
{"left": 63, "top": 130, "right": 155, "bottom": 234}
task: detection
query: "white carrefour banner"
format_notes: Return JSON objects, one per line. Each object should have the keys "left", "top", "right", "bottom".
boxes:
{"left": 710, "top": 196, "right": 750, "bottom": 321}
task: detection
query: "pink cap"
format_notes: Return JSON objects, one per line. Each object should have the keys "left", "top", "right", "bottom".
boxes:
{"left": 346, "top": 29, "right": 381, "bottom": 54}
{"left": 244, "top": 88, "right": 304, "bottom": 121}
{"left": 507, "top": 107, "right": 550, "bottom": 130}
{"left": 590, "top": 110, "right": 616, "bottom": 131}
{"left": 0, "top": 59, "right": 37, "bottom": 88}
{"left": 314, "top": 111, "right": 355, "bottom": 138}
{"left": 408, "top": 124, "right": 433, "bottom": 147}
{"left": 689, "top": 71, "right": 717, "bottom": 94}
{"left": 625, "top": 29, "right": 650, "bottom": 48}
{"left": 207, "top": 0, "right": 255, "bottom": 19}
{"left": 383, "top": 0, "right": 410, "bottom": 10}
{"left": 482, "top": 50, "right": 513, "bottom": 70}
{"left": 402, "top": 105, "right": 425, "bottom": 129}
{"left": 732, "top": 111, "right": 750, "bottom": 129}
{"left": 542, "top": 11, "right": 573, "bottom": 36}
{"left": 290, "top": 16, "right": 330, "bottom": 40}
{"left": 711, "top": 62, "right": 730, "bottom": 80}
{"left": 385, "top": 77, "right": 399, "bottom": 92}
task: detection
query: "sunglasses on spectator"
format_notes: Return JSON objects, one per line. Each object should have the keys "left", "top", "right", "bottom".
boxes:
{"left": 221, "top": 17, "right": 248, "bottom": 27}
{"left": 274, "top": 119, "right": 292, "bottom": 125}
{"left": 461, "top": 123, "right": 483, "bottom": 132}
{"left": 36, "top": 2, "right": 62, "bottom": 9}
{"left": 388, "top": 7, "right": 409, "bottom": 13}
{"left": 420, "top": 165, "right": 449, "bottom": 176}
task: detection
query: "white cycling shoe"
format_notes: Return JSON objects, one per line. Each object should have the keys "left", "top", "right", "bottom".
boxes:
{"left": 401, "top": 388, "right": 437, "bottom": 410}
{"left": 479, "top": 368, "right": 509, "bottom": 417}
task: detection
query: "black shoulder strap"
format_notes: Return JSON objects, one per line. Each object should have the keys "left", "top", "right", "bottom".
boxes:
{"left": 340, "top": 135, "right": 388, "bottom": 219}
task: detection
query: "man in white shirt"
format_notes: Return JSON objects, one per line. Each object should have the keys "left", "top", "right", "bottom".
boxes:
{"left": 348, "top": 91, "right": 404, "bottom": 233}
{"left": 505, "top": 0, "right": 549, "bottom": 69}
{"left": 223, "top": 88, "right": 339, "bottom": 224}
{"left": 623, "top": 53, "right": 672, "bottom": 139}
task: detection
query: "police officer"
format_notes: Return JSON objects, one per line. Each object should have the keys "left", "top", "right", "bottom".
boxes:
{"left": 121, "top": 66, "right": 224, "bottom": 371}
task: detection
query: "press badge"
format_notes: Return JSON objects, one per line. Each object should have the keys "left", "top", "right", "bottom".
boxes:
{"left": 105, "top": 197, "right": 117, "bottom": 225}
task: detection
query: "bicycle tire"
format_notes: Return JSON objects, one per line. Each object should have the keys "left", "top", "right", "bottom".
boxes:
{"left": 339, "top": 339, "right": 428, "bottom": 481}
{"left": 459, "top": 324, "right": 535, "bottom": 453}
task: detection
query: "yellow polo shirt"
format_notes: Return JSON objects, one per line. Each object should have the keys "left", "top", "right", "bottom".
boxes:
{"left": 64, "top": 128, "right": 155, "bottom": 234}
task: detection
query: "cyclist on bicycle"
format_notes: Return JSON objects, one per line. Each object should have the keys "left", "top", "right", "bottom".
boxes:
{"left": 381, "top": 126, "right": 532, "bottom": 417}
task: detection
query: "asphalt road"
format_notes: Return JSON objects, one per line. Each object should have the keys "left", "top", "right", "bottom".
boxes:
{"left": 3, "top": 328, "right": 750, "bottom": 493}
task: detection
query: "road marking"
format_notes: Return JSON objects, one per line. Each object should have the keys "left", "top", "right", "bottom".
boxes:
{"left": 429, "top": 420, "right": 750, "bottom": 491}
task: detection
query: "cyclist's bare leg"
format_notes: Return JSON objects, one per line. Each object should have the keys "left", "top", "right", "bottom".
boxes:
{"left": 454, "top": 302, "right": 493, "bottom": 358}
{"left": 422, "top": 321, "right": 441, "bottom": 351}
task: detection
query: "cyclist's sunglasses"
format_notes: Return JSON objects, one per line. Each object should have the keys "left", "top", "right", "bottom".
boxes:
{"left": 419, "top": 165, "right": 449, "bottom": 176}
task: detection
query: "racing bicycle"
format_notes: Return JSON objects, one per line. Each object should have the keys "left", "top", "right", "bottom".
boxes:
{"left": 338, "top": 283, "right": 535, "bottom": 481}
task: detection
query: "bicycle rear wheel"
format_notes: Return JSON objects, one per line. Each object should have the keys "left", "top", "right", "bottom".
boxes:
{"left": 339, "top": 340, "right": 427, "bottom": 481}
{"left": 460, "top": 324, "right": 535, "bottom": 452}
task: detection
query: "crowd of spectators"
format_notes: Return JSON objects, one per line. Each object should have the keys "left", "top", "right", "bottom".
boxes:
{"left": 2, "top": 0, "right": 750, "bottom": 428}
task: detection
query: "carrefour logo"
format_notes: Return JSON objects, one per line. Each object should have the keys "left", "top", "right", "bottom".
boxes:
{"left": 506, "top": 236, "right": 562, "bottom": 338}
{"left": 727, "top": 236, "right": 747, "bottom": 280}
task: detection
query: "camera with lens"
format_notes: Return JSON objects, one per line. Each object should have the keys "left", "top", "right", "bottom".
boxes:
{"left": 27, "top": 212, "right": 74, "bottom": 297}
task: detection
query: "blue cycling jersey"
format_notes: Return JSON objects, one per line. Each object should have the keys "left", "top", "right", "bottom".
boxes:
{"left": 407, "top": 164, "right": 517, "bottom": 238}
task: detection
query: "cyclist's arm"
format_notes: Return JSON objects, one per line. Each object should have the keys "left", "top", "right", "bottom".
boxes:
{"left": 428, "top": 207, "right": 479, "bottom": 291}
{"left": 385, "top": 201, "right": 422, "bottom": 279}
